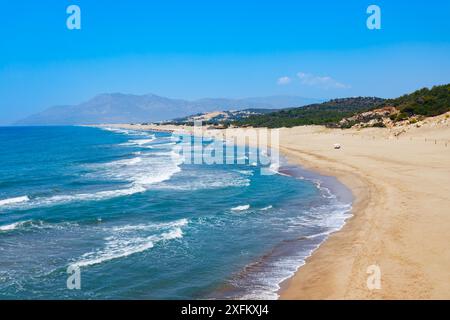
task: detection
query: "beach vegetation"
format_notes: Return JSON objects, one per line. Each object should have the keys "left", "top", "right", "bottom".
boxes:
{"left": 233, "top": 84, "right": 450, "bottom": 128}
{"left": 234, "top": 97, "right": 385, "bottom": 128}
{"left": 387, "top": 84, "right": 450, "bottom": 118}
{"left": 371, "top": 121, "right": 386, "bottom": 128}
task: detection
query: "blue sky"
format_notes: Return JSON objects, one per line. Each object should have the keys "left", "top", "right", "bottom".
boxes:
{"left": 1, "top": 0, "right": 450, "bottom": 124}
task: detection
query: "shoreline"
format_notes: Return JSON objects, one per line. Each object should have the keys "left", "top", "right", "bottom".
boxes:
{"left": 201, "top": 126, "right": 363, "bottom": 299}
{"left": 274, "top": 161, "right": 354, "bottom": 299}
{"left": 276, "top": 145, "right": 371, "bottom": 299}
{"left": 93, "top": 124, "right": 354, "bottom": 299}
{"left": 276, "top": 124, "right": 450, "bottom": 299}
{"left": 91, "top": 120, "right": 450, "bottom": 299}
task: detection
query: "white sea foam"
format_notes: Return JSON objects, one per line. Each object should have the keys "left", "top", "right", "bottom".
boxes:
{"left": 226, "top": 173, "right": 353, "bottom": 301}
{"left": 151, "top": 142, "right": 176, "bottom": 147}
{"left": 5, "top": 136, "right": 184, "bottom": 211}
{"left": 33, "top": 185, "right": 147, "bottom": 207}
{"left": 101, "top": 127, "right": 151, "bottom": 137}
{"left": 156, "top": 172, "right": 250, "bottom": 191}
{"left": 312, "top": 179, "right": 337, "bottom": 199}
{"left": 128, "top": 138, "right": 156, "bottom": 146}
{"left": 72, "top": 218, "right": 188, "bottom": 268}
{"left": 0, "top": 220, "right": 72, "bottom": 232}
{"left": 0, "top": 220, "right": 30, "bottom": 232}
{"left": 95, "top": 149, "right": 183, "bottom": 186}
{"left": 237, "top": 250, "right": 312, "bottom": 300}
{"left": 101, "top": 127, "right": 132, "bottom": 134}
{"left": 303, "top": 231, "right": 334, "bottom": 240}
{"left": 0, "top": 196, "right": 29, "bottom": 207}
{"left": 236, "top": 170, "right": 254, "bottom": 176}
{"left": 111, "top": 157, "right": 143, "bottom": 166}
{"left": 168, "top": 180, "right": 249, "bottom": 191}
{"left": 235, "top": 201, "right": 352, "bottom": 300}
{"left": 316, "top": 203, "right": 352, "bottom": 230}
{"left": 231, "top": 204, "right": 250, "bottom": 211}
{"left": 263, "top": 162, "right": 289, "bottom": 177}
{"left": 260, "top": 205, "right": 273, "bottom": 211}
{"left": 73, "top": 239, "right": 156, "bottom": 267}
{"left": 132, "top": 154, "right": 182, "bottom": 186}
{"left": 284, "top": 203, "right": 352, "bottom": 231}
{"left": 0, "top": 185, "right": 148, "bottom": 212}
{"left": 110, "top": 218, "right": 188, "bottom": 232}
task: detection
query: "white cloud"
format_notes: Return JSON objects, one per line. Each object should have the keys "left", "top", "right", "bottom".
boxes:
{"left": 297, "top": 72, "right": 351, "bottom": 89}
{"left": 277, "top": 76, "right": 291, "bottom": 85}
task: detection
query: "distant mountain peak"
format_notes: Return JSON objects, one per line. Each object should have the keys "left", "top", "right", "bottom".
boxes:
{"left": 15, "top": 94, "right": 321, "bottom": 126}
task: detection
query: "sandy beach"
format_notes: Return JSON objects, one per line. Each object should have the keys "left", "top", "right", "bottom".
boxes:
{"left": 277, "top": 123, "right": 450, "bottom": 299}
{"left": 96, "top": 114, "right": 450, "bottom": 299}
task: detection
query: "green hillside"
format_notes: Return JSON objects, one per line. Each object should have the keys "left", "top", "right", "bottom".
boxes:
{"left": 388, "top": 84, "right": 450, "bottom": 121}
{"left": 234, "top": 84, "right": 450, "bottom": 128}
{"left": 234, "top": 97, "right": 384, "bottom": 128}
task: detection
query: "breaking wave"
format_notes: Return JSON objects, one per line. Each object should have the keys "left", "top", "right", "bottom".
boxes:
{"left": 72, "top": 219, "right": 188, "bottom": 268}
{"left": 0, "top": 134, "right": 182, "bottom": 212}
{"left": 0, "top": 196, "right": 29, "bottom": 207}
{"left": 231, "top": 205, "right": 250, "bottom": 211}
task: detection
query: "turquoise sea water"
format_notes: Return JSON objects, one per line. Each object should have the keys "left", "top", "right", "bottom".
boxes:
{"left": 0, "top": 126, "right": 351, "bottom": 299}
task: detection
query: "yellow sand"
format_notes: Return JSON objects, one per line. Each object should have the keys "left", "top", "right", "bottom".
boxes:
{"left": 94, "top": 114, "right": 450, "bottom": 299}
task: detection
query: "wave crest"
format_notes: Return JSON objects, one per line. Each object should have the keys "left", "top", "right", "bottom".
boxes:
{"left": 0, "top": 196, "right": 29, "bottom": 207}
{"left": 72, "top": 218, "right": 188, "bottom": 268}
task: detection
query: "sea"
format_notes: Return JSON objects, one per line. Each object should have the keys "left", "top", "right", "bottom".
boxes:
{"left": 0, "top": 126, "right": 352, "bottom": 299}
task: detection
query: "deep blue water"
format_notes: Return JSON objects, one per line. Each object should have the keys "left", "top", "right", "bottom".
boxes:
{"left": 0, "top": 126, "right": 351, "bottom": 299}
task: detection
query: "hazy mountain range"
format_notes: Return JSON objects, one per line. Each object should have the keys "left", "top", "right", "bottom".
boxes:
{"left": 15, "top": 93, "right": 321, "bottom": 125}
